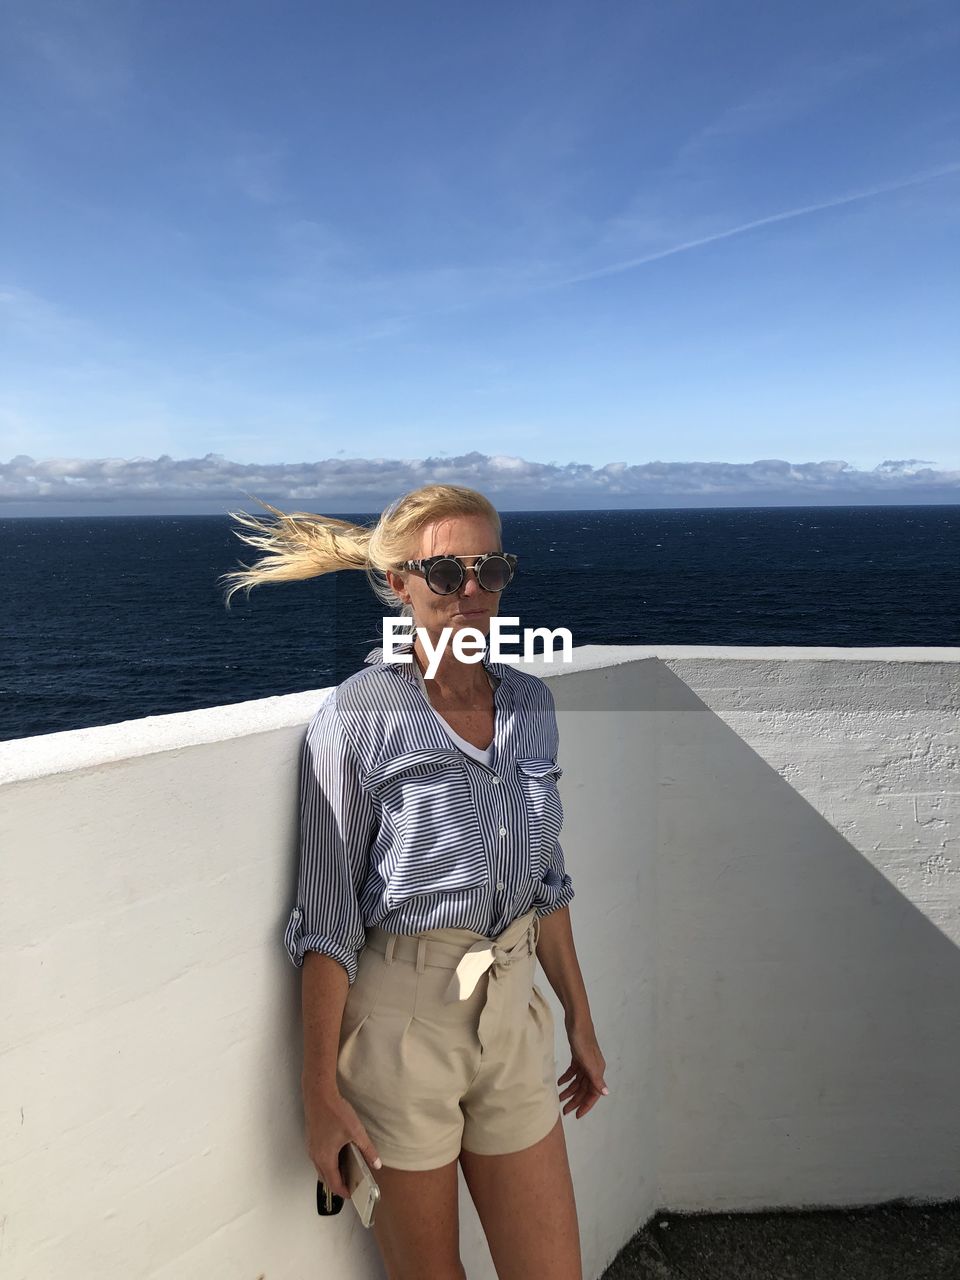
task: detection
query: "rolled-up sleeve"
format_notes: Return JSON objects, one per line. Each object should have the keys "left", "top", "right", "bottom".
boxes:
{"left": 282, "top": 694, "right": 377, "bottom": 984}
{"left": 532, "top": 839, "right": 575, "bottom": 919}
{"left": 532, "top": 681, "right": 575, "bottom": 919}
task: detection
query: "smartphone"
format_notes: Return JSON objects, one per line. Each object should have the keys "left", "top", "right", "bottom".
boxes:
{"left": 339, "top": 1141, "right": 380, "bottom": 1228}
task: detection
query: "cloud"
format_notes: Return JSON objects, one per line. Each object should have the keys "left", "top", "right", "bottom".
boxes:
{"left": 0, "top": 283, "right": 133, "bottom": 360}
{"left": 225, "top": 136, "right": 291, "bottom": 205}
{"left": 552, "top": 161, "right": 960, "bottom": 288}
{"left": 0, "top": 284, "right": 86, "bottom": 343}
{"left": 253, "top": 152, "right": 960, "bottom": 328}
{"left": 1, "top": 451, "right": 957, "bottom": 511}
{"left": 7, "top": 0, "right": 134, "bottom": 104}
{"left": 674, "top": 49, "right": 887, "bottom": 168}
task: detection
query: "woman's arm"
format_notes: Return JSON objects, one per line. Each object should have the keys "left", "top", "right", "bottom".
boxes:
{"left": 531, "top": 682, "right": 609, "bottom": 1114}
{"left": 291, "top": 697, "right": 385, "bottom": 1184}
{"left": 535, "top": 904, "right": 593, "bottom": 1032}
{"left": 284, "top": 697, "right": 376, "bottom": 985}
{"left": 301, "top": 951, "right": 350, "bottom": 1087}
{"left": 537, "top": 905, "right": 610, "bottom": 1115}
{"left": 532, "top": 685, "right": 586, "bottom": 1025}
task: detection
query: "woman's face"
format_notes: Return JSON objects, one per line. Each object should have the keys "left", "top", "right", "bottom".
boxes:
{"left": 388, "top": 513, "right": 503, "bottom": 643}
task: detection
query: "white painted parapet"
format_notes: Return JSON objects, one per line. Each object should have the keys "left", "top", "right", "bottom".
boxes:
{"left": 2, "top": 646, "right": 958, "bottom": 1279}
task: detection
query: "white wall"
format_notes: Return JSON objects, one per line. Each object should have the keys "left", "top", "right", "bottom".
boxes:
{"left": 1, "top": 646, "right": 958, "bottom": 1280}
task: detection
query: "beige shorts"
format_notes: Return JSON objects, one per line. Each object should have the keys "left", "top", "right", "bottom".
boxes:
{"left": 336, "top": 907, "right": 561, "bottom": 1171}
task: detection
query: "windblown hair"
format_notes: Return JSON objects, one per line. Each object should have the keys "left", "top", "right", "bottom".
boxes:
{"left": 217, "top": 484, "right": 502, "bottom": 620}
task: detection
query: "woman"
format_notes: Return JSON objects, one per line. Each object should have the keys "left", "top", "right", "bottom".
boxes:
{"left": 220, "top": 483, "right": 608, "bottom": 1280}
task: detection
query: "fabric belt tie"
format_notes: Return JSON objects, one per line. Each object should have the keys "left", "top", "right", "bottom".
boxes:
{"left": 442, "top": 922, "right": 537, "bottom": 1003}
{"left": 364, "top": 912, "right": 539, "bottom": 1004}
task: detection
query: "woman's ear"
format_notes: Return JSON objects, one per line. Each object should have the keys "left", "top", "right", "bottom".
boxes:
{"left": 385, "top": 568, "right": 409, "bottom": 605}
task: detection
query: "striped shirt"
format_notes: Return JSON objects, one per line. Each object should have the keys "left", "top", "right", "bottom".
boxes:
{"left": 283, "top": 635, "right": 574, "bottom": 984}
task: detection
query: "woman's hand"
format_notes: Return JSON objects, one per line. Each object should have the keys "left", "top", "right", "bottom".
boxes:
{"left": 558, "top": 1019, "right": 609, "bottom": 1119}
{"left": 303, "top": 1078, "right": 383, "bottom": 1198}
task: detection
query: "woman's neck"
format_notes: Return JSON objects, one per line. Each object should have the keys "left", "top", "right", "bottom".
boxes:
{"left": 412, "top": 642, "right": 492, "bottom": 703}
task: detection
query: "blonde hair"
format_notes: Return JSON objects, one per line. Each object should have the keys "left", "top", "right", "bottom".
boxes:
{"left": 217, "top": 484, "right": 502, "bottom": 620}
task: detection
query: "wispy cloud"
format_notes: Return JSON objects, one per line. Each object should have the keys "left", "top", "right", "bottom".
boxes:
{"left": 675, "top": 49, "right": 887, "bottom": 170}
{"left": 6, "top": 0, "right": 134, "bottom": 104}
{"left": 551, "top": 161, "right": 960, "bottom": 288}
{"left": 591, "top": 20, "right": 960, "bottom": 266}
{"left": 242, "top": 146, "right": 960, "bottom": 336}
{"left": 225, "top": 135, "right": 291, "bottom": 205}
{"left": 1, "top": 452, "right": 956, "bottom": 509}
{"left": 0, "top": 284, "right": 116, "bottom": 348}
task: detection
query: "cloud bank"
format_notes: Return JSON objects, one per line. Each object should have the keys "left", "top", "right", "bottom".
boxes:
{"left": 1, "top": 452, "right": 958, "bottom": 514}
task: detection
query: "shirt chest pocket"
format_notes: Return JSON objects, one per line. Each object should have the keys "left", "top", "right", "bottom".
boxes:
{"left": 362, "top": 750, "right": 488, "bottom": 907}
{"left": 515, "top": 757, "right": 564, "bottom": 879}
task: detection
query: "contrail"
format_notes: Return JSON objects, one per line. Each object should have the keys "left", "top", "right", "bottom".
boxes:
{"left": 553, "top": 160, "right": 960, "bottom": 287}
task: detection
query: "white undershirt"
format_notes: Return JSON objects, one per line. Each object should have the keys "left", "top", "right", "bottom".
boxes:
{"left": 413, "top": 660, "right": 497, "bottom": 766}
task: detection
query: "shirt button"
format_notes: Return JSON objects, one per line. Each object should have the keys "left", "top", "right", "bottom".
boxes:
{"left": 490, "top": 776, "right": 500, "bottom": 785}
{"left": 496, "top": 881, "right": 505, "bottom": 891}
{"left": 499, "top": 826, "right": 507, "bottom": 837}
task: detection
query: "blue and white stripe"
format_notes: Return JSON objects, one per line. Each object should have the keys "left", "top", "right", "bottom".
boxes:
{"left": 283, "top": 635, "right": 574, "bottom": 984}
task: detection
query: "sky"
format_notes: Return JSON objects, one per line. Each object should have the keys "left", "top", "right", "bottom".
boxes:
{"left": 1, "top": 0, "right": 958, "bottom": 513}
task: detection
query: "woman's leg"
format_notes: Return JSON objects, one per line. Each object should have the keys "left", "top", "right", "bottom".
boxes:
{"left": 370, "top": 1155, "right": 466, "bottom": 1280}
{"left": 459, "top": 1116, "right": 582, "bottom": 1280}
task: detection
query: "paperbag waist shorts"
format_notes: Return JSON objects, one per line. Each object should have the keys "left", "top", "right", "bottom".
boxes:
{"left": 335, "top": 907, "right": 561, "bottom": 1171}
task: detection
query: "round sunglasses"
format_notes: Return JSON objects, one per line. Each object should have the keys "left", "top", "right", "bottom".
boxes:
{"left": 396, "top": 552, "right": 518, "bottom": 596}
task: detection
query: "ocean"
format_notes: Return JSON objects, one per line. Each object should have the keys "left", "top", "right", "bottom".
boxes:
{"left": 3, "top": 504, "right": 958, "bottom": 742}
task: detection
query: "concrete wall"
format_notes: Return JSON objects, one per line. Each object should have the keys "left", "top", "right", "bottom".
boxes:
{"left": 2, "top": 646, "right": 958, "bottom": 1279}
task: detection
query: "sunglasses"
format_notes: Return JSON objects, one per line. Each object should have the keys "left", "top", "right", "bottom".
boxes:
{"left": 396, "top": 552, "right": 518, "bottom": 596}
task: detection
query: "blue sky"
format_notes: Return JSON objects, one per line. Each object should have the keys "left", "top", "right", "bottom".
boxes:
{"left": 1, "top": 0, "right": 958, "bottom": 511}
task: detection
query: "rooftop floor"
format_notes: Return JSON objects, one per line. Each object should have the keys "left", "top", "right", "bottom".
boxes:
{"left": 600, "top": 1200, "right": 960, "bottom": 1280}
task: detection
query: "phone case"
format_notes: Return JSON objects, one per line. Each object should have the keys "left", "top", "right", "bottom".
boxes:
{"left": 340, "top": 1141, "right": 381, "bottom": 1229}
{"left": 316, "top": 1179, "right": 343, "bottom": 1216}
